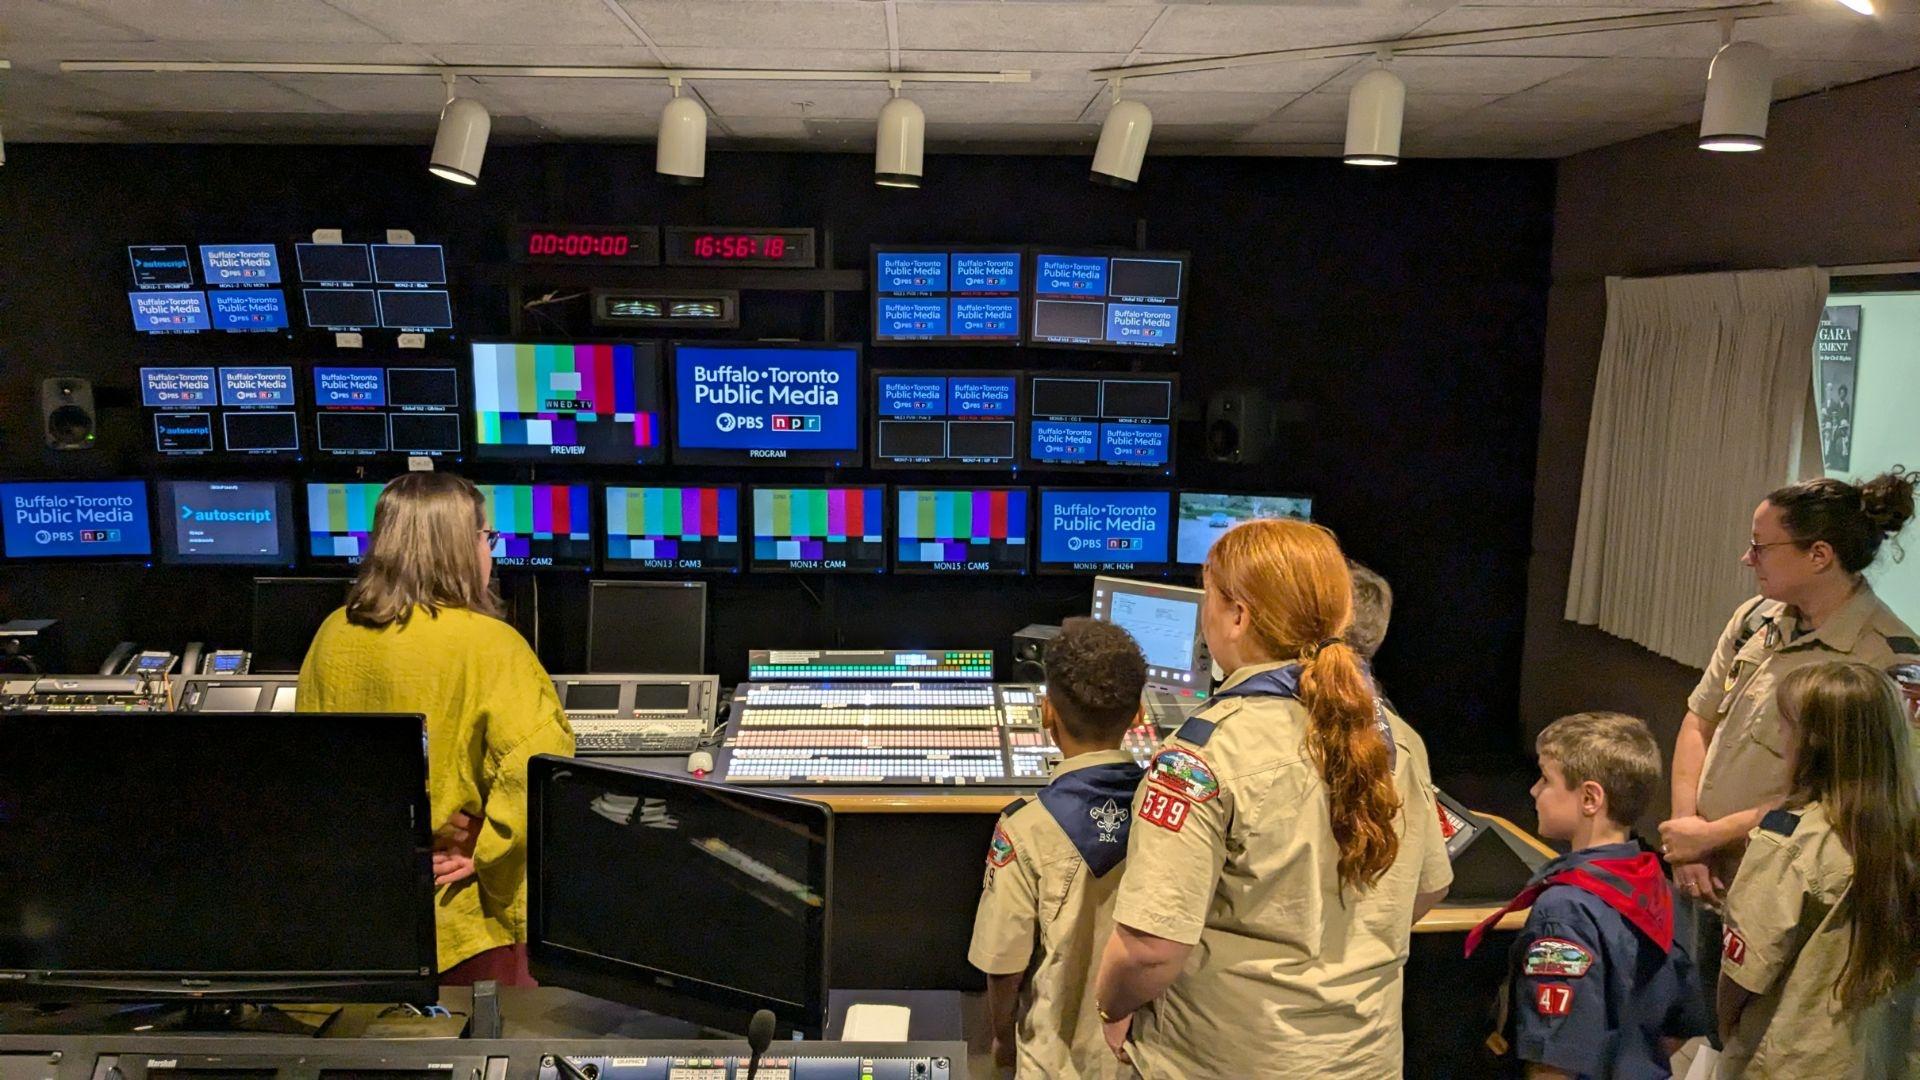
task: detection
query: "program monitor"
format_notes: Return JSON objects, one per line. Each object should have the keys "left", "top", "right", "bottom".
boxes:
{"left": 1036, "top": 488, "right": 1171, "bottom": 575}
{"left": 673, "top": 342, "right": 863, "bottom": 467}
{"left": 472, "top": 341, "right": 666, "bottom": 464}
{"left": 749, "top": 486, "right": 886, "bottom": 574}
{"left": 894, "top": 487, "right": 1030, "bottom": 575}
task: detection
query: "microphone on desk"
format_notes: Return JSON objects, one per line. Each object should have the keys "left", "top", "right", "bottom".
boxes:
{"left": 745, "top": 1008, "right": 777, "bottom": 1080}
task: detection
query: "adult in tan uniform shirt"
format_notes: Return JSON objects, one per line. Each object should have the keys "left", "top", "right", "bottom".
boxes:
{"left": 1660, "top": 472, "right": 1917, "bottom": 1028}
{"left": 1093, "top": 519, "right": 1452, "bottom": 1079}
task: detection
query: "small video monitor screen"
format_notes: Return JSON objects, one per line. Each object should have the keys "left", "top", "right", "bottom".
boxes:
{"left": 128, "top": 290, "right": 210, "bottom": 334}
{"left": 603, "top": 486, "right": 743, "bottom": 574}
{"left": 1091, "top": 576, "right": 1208, "bottom": 692}
{"left": 304, "top": 288, "right": 380, "bottom": 330}
{"left": 207, "top": 289, "right": 289, "bottom": 332}
{"left": 306, "top": 481, "right": 385, "bottom": 563}
{"left": 314, "top": 366, "right": 461, "bottom": 458}
{"left": 377, "top": 289, "right": 454, "bottom": 330}
{"left": 530, "top": 757, "right": 831, "bottom": 1035}
{"left": 1036, "top": 488, "right": 1171, "bottom": 575}
{"left": 155, "top": 479, "right": 296, "bottom": 567}
{"left": 473, "top": 341, "right": 666, "bottom": 464}
{"left": 872, "top": 247, "right": 1022, "bottom": 345}
{"left": 199, "top": 243, "right": 281, "bottom": 286}
{"left": 477, "top": 484, "right": 593, "bottom": 570}
{"left": 1026, "top": 372, "right": 1176, "bottom": 473}
{"left": 129, "top": 244, "right": 196, "bottom": 289}
{"left": 1029, "top": 250, "right": 1187, "bottom": 352}
{"left": 295, "top": 243, "right": 372, "bottom": 284}
{"left": 895, "top": 487, "right": 1029, "bottom": 575}
{"left": 872, "top": 371, "right": 1020, "bottom": 469}
{"left": 749, "top": 486, "right": 886, "bottom": 574}
{"left": 672, "top": 343, "right": 862, "bottom": 468}
{"left": 1175, "top": 492, "right": 1314, "bottom": 566}
{"left": 0, "top": 480, "right": 152, "bottom": 560}
{"left": 371, "top": 244, "right": 447, "bottom": 285}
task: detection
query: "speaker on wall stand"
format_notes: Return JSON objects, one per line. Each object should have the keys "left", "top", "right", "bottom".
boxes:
{"left": 41, "top": 377, "right": 96, "bottom": 450}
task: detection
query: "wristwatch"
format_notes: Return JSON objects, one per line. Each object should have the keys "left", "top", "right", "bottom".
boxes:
{"left": 1096, "top": 1002, "right": 1130, "bottom": 1025}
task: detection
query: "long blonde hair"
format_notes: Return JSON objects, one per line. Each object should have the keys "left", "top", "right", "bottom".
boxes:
{"left": 345, "top": 472, "right": 501, "bottom": 629}
{"left": 1206, "top": 518, "right": 1401, "bottom": 890}
{"left": 1778, "top": 661, "right": 1920, "bottom": 1011}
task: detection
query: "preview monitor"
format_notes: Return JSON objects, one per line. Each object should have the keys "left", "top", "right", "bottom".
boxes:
{"left": 749, "top": 486, "right": 886, "bottom": 574}
{"left": 586, "top": 580, "right": 709, "bottom": 674}
{"left": 0, "top": 480, "right": 152, "bottom": 560}
{"left": 1090, "top": 575, "right": 1210, "bottom": 695}
{"left": 871, "top": 246, "right": 1022, "bottom": 345}
{"left": 306, "top": 481, "right": 385, "bottom": 562}
{"left": 872, "top": 370, "right": 1020, "bottom": 469}
{"left": 895, "top": 487, "right": 1030, "bottom": 575}
{"left": 528, "top": 755, "right": 831, "bottom": 1036}
{"left": 1025, "top": 372, "right": 1176, "bottom": 473}
{"left": 155, "top": 479, "right": 297, "bottom": 567}
{"left": 0, "top": 711, "right": 436, "bottom": 1003}
{"left": 313, "top": 365, "right": 462, "bottom": 458}
{"left": 1028, "top": 249, "right": 1188, "bottom": 352}
{"left": 1036, "top": 488, "right": 1172, "bottom": 575}
{"left": 477, "top": 483, "right": 593, "bottom": 570}
{"left": 472, "top": 341, "right": 666, "bottom": 464}
{"left": 1175, "top": 492, "right": 1314, "bottom": 566}
{"left": 672, "top": 342, "right": 862, "bottom": 467}
{"left": 603, "top": 486, "right": 743, "bottom": 573}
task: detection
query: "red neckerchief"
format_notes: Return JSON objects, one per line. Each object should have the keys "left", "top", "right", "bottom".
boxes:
{"left": 1464, "top": 849, "right": 1674, "bottom": 957}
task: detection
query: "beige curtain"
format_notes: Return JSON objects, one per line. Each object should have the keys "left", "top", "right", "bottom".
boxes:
{"left": 1566, "top": 267, "right": 1829, "bottom": 669}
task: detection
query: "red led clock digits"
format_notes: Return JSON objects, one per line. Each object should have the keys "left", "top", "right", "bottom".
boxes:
{"left": 526, "top": 231, "right": 633, "bottom": 258}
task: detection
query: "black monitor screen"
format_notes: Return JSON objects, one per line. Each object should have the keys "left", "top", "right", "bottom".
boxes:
{"left": 1028, "top": 249, "right": 1188, "bottom": 352}
{"left": 378, "top": 290, "right": 454, "bottom": 331}
{"left": 304, "top": 288, "right": 380, "bottom": 329}
{"left": 0, "top": 712, "right": 433, "bottom": 999}
{"left": 530, "top": 756, "right": 830, "bottom": 1035}
{"left": 1025, "top": 372, "right": 1177, "bottom": 474}
{"left": 371, "top": 244, "right": 447, "bottom": 285}
{"left": 871, "top": 370, "right": 1020, "bottom": 469}
{"left": 296, "top": 243, "right": 372, "bottom": 284}
{"left": 587, "top": 581, "right": 707, "bottom": 673}
{"left": 251, "top": 577, "right": 351, "bottom": 673}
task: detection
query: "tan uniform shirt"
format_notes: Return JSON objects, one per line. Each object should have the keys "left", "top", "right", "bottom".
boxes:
{"left": 1689, "top": 587, "right": 1918, "bottom": 856}
{"left": 1110, "top": 661, "right": 1455, "bottom": 1079}
{"left": 968, "top": 748, "right": 1140, "bottom": 1080}
{"left": 1720, "top": 802, "right": 1920, "bottom": 1078}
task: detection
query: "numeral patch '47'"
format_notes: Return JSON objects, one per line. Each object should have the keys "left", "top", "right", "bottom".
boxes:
{"left": 1139, "top": 788, "right": 1192, "bottom": 832}
{"left": 1534, "top": 984, "right": 1574, "bottom": 1017}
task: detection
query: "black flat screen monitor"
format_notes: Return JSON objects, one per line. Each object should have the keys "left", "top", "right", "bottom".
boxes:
{"left": 472, "top": 341, "right": 667, "bottom": 464}
{"left": 1028, "top": 249, "right": 1188, "bottom": 353}
{"left": 871, "top": 370, "right": 1021, "bottom": 469}
{"left": 671, "top": 342, "right": 863, "bottom": 468}
{"left": 587, "top": 580, "right": 708, "bottom": 673}
{"left": 155, "top": 479, "right": 297, "bottom": 567}
{"left": 1025, "top": 372, "right": 1177, "bottom": 474}
{"left": 250, "top": 576, "right": 351, "bottom": 673}
{"left": 603, "top": 486, "right": 743, "bottom": 574}
{"left": 871, "top": 246, "right": 1022, "bottom": 345}
{"left": 748, "top": 486, "right": 887, "bottom": 574}
{"left": 894, "top": 487, "right": 1030, "bottom": 575}
{"left": 0, "top": 711, "right": 436, "bottom": 1003}
{"left": 528, "top": 755, "right": 831, "bottom": 1036}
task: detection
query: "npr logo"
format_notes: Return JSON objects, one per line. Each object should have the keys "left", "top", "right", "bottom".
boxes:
{"left": 770, "top": 414, "right": 821, "bottom": 432}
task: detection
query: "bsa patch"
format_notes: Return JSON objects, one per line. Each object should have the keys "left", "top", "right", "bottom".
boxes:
{"left": 1139, "top": 788, "right": 1192, "bottom": 832}
{"left": 1523, "top": 938, "right": 1594, "bottom": 978}
{"left": 1090, "top": 798, "right": 1128, "bottom": 843}
{"left": 1147, "top": 747, "right": 1220, "bottom": 802}
{"left": 1724, "top": 928, "right": 1748, "bottom": 965}
{"left": 1533, "top": 983, "right": 1574, "bottom": 1017}
{"left": 987, "top": 823, "right": 1017, "bottom": 867}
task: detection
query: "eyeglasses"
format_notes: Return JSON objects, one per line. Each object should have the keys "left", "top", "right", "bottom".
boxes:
{"left": 1746, "top": 539, "right": 1801, "bottom": 558}
{"left": 481, "top": 529, "right": 502, "bottom": 543}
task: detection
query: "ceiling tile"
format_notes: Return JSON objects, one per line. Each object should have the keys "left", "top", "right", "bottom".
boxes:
{"left": 925, "top": 121, "right": 1099, "bottom": 143}
{"left": 0, "top": 1, "right": 147, "bottom": 42}
{"left": 1234, "top": 118, "right": 1348, "bottom": 144}
{"left": 692, "top": 80, "right": 891, "bottom": 119}
{"left": 1529, "top": 55, "right": 1709, "bottom": 93}
{"left": 1319, "top": 54, "right": 1592, "bottom": 94}
{"left": 472, "top": 75, "right": 673, "bottom": 114}
{"left": 1774, "top": 57, "right": 1918, "bottom": 97}
{"left": 328, "top": 0, "right": 640, "bottom": 45}
{"left": 522, "top": 111, "right": 662, "bottom": 139}
{"left": 1122, "top": 89, "right": 1299, "bottom": 125}
{"left": 1138, "top": 5, "right": 1440, "bottom": 54}
{"left": 193, "top": 41, "right": 442, "bottom": 63}
{"left": 264, "top": 73, "right": 519, "bottom": 113}
{"left": 56, "top": 71, "right": 337, "bottom": 111}
{"left": 57, "top": 0, "right": 395, "bottom": 43}
{"left": 895, "top": 2, "right": 1162, "bottom": 53}
{"left": 1465, "top": 88, "right": 1694, "bottom": 127}
{"left": 899, "top": 51, "right": 1124, "bottom": 94}
{"left": 716, "top": 116, "right": 811, "bottom": 139}
{"left": 660, "top": 47, "right": 893, "bottom": 71}
{"left": 424, "top": 44, "right": 666, "bottom": 66}
{"left": 620, "top": 1, "right": 889, "bottom": 50}
{"left": 1406, "top": 6, "right": 1665, "bottom": 58}
{"left": 1118, "top": 54, "right": 1356, "bottom": 94}
{"left": 910, "top": 86, "right": 1095, "bottom": 123}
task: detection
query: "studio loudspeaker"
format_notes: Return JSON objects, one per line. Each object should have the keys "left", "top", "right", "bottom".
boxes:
{"left": 1205, "top": 389, "right": 1276, "bottom": 464}
{"left": 1012, "top": 624, "right": 1061, "bottom": 684}
{"left": 41, "top": 377, "right": 95, "bottom": 450}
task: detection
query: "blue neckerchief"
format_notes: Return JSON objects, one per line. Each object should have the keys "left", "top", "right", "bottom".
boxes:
{"left": 1210, "top": 664, "right": 1398, "bottom": 771}
{"left": 1037, "top": 761, "right": 1147, "bottom": 877}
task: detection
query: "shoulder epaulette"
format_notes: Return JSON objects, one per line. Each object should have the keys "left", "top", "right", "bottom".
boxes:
{"left": 1175, "top": 716, "right": 1217, "bottom": 746}
{"left": 1885, "top": 635, "right": 1919, "bottom": 656}
{"left": 998, "top": 797, "right": 1029, "bottom": 818}
{"left": 1759, "top": 808, "right": 1801, "bottom": 836}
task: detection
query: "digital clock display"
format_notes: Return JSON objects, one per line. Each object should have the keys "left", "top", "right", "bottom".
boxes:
{"left": 512, "top": 225, "right": 660, "bottom": 266}
{"left": 664, "top": 227, "right": 816, "bottom": 269}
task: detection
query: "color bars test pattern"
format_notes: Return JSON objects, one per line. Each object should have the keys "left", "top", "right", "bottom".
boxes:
{"left": 472, "top": 342, "right": 659, "bottom": 449}
{"left": 307, "top": 482, "right": 382, "bottom": 559}
{"left": 477, "top": 484, "right": 590, "bottom": 560}
{"left": 752, "top": 487, "right": 883, "bottom": 562}
{"left": 897, "top": 488, "right": 1027, "bottom": 564}
{"left": 606, "top": 486, "right": 739, "bottom": 562}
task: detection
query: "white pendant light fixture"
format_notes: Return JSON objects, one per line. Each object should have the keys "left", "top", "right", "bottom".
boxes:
{"left": 1699, "top": 34, "right": 1773, "bottom": 152}
{"left": 657, "top": 76, "right": 708, "bottom": 185}
{"left": 1343, "top": 58, "right": 1405, "bottom": 166}
{"left": 1091, "top": 81, "right": 1152, "bottom": 189}
{"left": 428, "top": 73, "right": 490, "bottom": 185}
{"left": 1834, "top": 0, "right": 1873, "bottom": 13}
{"left": 874, "top": 81, "right": 925, "bottom": 189}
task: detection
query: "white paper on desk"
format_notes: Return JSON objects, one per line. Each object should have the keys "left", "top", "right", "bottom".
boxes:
{"left": 842, "top": 1003, "right": 911, "bottom": 1042}
{"left": 1683, "top": 1045, "right": 1720, "bottom": 1080}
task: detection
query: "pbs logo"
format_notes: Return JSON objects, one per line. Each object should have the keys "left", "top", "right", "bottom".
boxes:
{"left": 716, "top": 413, "right": 739, "bottom": 433}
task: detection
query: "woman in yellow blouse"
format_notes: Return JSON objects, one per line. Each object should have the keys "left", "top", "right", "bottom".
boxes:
{"left": 297, "top": 472, "right": 574, "bottom": 985}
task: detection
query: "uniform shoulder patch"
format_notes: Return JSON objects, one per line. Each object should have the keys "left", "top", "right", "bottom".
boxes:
{"left": 1532, "top": 983, "right": 1574, "bottom": 1017}
{"left": 987, "top": 822, "right": 1017, "bottom": 867}
{"left": 1523, "top": 937, "right": 1594, "bottom": 978}
{"left": 1759, "top": 808, "right": 1801, "bottom": 836}
{"left": 1723, "top": 928, "right": 1748, "bottom": 966}
{"left": 1886, "top": 635, "right": 1919, "bottom": 656}
{"left": 1146, "top": 746, "right": 1220, "bottom": 802}
{"left": 998, "top": 797, "right": 1029, "bottom": 818}
{"left": 1174, "top": 716, "right": 1217, "bottom": 746}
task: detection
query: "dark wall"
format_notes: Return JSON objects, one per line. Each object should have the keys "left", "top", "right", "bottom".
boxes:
{"left": 0, "top": 144, "right": 1553, "bottom": 769}
{"left": 1522, "top": 69, "right": 1920, "bottom": 817}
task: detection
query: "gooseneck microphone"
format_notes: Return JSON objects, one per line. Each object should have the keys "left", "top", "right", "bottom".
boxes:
{"left": 745, "top": 1008, "right": 777, "bottom": 1080}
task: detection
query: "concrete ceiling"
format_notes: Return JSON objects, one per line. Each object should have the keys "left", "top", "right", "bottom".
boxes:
{"left": 2, "top": 0, "right": 1916, "bottom": 159}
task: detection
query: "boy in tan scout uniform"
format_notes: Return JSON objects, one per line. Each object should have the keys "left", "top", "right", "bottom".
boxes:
{"left": 1717, "top": 662, "right": 1920, "bottom": 1078}
{"left": 968, "top": 618, "right": 1149, "bottom": 1079}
